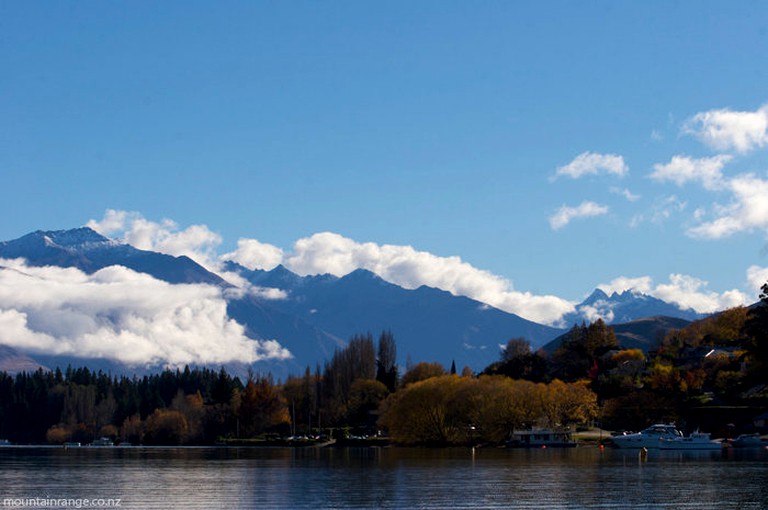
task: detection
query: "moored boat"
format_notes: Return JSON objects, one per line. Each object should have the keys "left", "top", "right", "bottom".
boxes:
{"left": 659, "top": 431, "right": 721, "bottom": 450}
{"left": 0, "top": 439, "right": 11, "bottom": 447}
{"left": 727, "top": 433, "right": 766, "bottom": 448}
{"left": 610, "top": 424, "right": 682, "bottom": 449}
{"left": 89, "top": 437, "right": 114, "bottom": 447}
{"left": 506, "top": 429, "right": 577, "bottom": 448}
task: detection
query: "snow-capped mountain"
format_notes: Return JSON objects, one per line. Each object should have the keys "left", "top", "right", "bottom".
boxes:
{"left": 562, "top": 288, "right": 705, "bottom": 326}
{"left": 0, "top": 227, "right": 563, "bottom": 375}
{"left": 226, "top": 262, "right": 563, "bottom": 370}
{"left": 0, "top": 227, "right": 225, "bottom": 286}
{"left": 0, "top": 227, "right": 715, "bottom": 376}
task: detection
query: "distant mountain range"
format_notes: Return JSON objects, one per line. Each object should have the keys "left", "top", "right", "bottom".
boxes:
{"left": 226, "top": 262, "right": 562, "bottom": 371}
{"left": 563, "top": 288, "right": 705, "bottom": 326}
{"left": 0, "top": 227, "right": 716, "bottom": 375}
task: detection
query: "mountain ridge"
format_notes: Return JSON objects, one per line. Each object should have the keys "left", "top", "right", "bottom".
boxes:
{"left": 0, "top": 227, "right": 720, "bottom": 375}
{"left": 563, "top": 287, "right": 705, "bottom": 326}
{"left": 0, "top": 227, "right": 226, "bottom": 286}
{"left": 226, "top": 263, "right": 564, "bottom": 370}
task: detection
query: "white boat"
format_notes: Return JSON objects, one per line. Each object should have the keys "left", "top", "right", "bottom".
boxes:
{"left": 659, "top": 431, "right": 721, "bottom": 450}
{"left": 611, "top": 424, "right": 683, "bottom": 449}
{"left": 506, "top": 429, "right": 577, "bottom": 448}
{"left": 0, "top": 439, "right": 11, "bottom": 447}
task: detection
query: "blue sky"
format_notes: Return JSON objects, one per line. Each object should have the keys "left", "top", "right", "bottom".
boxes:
{"left": 3, "top": 1, "right": 768, "bottom": 325}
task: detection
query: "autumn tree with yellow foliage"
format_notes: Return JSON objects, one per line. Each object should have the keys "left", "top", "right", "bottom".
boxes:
{"left": 378, "top": 375, "right": 597, "bottom": 445}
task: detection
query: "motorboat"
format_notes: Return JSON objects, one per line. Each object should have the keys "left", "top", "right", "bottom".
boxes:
{"left": 659, "top": 430, "right": 721, "bottom": 450}
{"left": 506, "top": 428, "right": 577, "bottom": 448}
{"left": 89, "top": 437, "right": 114, "bottom": 447}
{"left": 611, "top": 424, "right": 683, "bottom": 449}
{"left": 727, "top": 433, "right": 766, "bottom": 448}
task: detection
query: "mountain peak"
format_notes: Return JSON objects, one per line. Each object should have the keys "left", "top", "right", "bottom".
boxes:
{"left": 341, "top": 268, "right": 384, "bottom": 283}
{"left": 269, "top": 264, "right": 296, "bottom": 276}
{"left": 0, "top": 227, "right": 115, "bottom": 258}
{"left": 260, "top": 264, "right": 305, "bottom": 288}
{"left": 0, "top": 226, "right": 225, "bottom": 286}
{"left": 566, "top": 286, "right": 704, "bottom": 325}
{"left": 584, "top": 288, "right": 609, "bottom": 303}
{"left": 37, "top": 227, "right": 113, "bottom": 248}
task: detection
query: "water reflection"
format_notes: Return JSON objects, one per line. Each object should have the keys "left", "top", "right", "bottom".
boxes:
{"left": 0, "top": 446, "right": 766, "bottom": 509}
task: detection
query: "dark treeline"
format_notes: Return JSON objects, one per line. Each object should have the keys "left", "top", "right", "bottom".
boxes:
{"left": 0, "top": 365, "right": 243, "bottom": 445}
{"left": 0, "top": 331, "right": 402, "bottom": 445}
{"left": 2, "top": 284, "right": 768, "bottom": 446}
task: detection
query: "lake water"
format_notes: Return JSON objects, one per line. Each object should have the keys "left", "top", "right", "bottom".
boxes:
{"left": 1, "top": 446, "right": 767, "bottom": 509}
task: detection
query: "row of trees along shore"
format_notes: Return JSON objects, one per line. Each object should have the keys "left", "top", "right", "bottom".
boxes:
{"left": 2, "top": 284, "right": 768, "bottom": 446}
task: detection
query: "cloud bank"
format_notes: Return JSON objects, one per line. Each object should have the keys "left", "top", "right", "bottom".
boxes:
{"left": 0, "top": 259, "right": 291, "bottom": 367}
{"left": 281, "top": 232, "right": 575, "bottom": 326}
{"left": 87, "top": 210, "right": 223, "bottom": 269}
{"left": 87, "top": 208, "right": 759, "bottom": 327}
{"left": 88, "top": 211, "right": 576, "bottom": 325}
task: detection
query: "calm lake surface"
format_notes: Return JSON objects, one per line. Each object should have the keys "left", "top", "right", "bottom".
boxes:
{"left": 1, "top": 446, "right": 767, "bottom": 509}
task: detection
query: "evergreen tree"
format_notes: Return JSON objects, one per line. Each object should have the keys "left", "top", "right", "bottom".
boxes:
{"left": 376, "top": 330, "right": 399, "bottom": 392}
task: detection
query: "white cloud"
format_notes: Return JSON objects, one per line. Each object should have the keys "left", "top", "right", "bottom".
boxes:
{"left": 596, "top": 273, "right": 746, "bottom": 314}
{"left": 597, "top": 276, "right": 653, "bottom": 295}
{"left": 687, "top": 174, "right": 768, "bottom": 238}
{"left": 609, "top": 187, "right": 641, "bottom": 202}
{"left": 0, "top": 259, "right": 291, "bottom": 367}
{"left": 650, "top": 155, "right": 732, "bottom": 190}
{"left": 683, "top": 104, "right": 768, "bottom": 153}
{"left": 629, "top": 214, "right": 644, "bottom": 228}
{"left": 577, "top": 301, "right": 615, "bottom": 323}
{"left": 549, "top": 201, "right": 609, "bottom": 230}
{"left": 88, "top": 211, "right": 575, "bottom": 325}
{"left": 87, "top": 210, "right": 222, "bottom": 269}
{"left": 221, "top": 238, "right": 285, "bottom": 271}
{"left": 651, "top": 195, "right": 687, "bottom": 223}
{"left": 84, "top": 210, "right": 760, "bottom": 327}
{"left": 218, "top": 231, "right": 577, "bottom": 326}
{"left": 222, "top": 280, "right": 288, "bottom": 301}
{"left": 279, "top": 232, "right": 575, "bottom": 325}
{"left": 553, "top": 152, "right": 628, "bottom": 180}
{"left": 654, "top": 274, "right": 746, "bottom": 313}
{"left": 747, "top": 265, "right": 768, "bottom": 295}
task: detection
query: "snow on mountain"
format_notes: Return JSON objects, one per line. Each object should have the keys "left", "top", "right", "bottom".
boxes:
{"left": 0, "top": 227, "right": 225, "bottom": 286}
{"left": 0, "top": 227, "right": 713, "bottom": 376}
{"left": 562, "top": 288, "right": 706, "bottom": 326}
{"left": 226, "top": 264, "right": 564, "bottom": 371}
